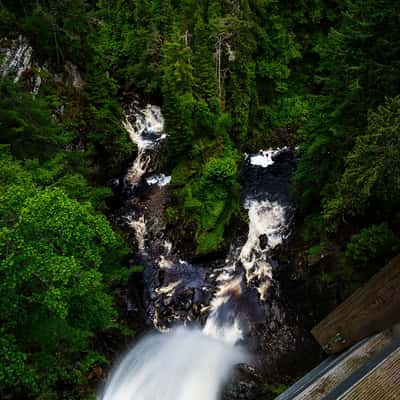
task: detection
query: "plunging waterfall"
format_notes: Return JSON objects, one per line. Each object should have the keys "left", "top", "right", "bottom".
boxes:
{"left": 100, "top": 327, "right": 247, "bottom": 400}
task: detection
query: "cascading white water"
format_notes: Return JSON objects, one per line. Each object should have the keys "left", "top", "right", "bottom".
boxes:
{"left": 206, "top": 148, "right": 292, "bottom": 310}
{"left": 106, "top": 106, "right": 295, "bottom": 400}
{"left": 127, "top": 215, "right": 147, "bottom": 253}
{"left": 99, "top": 327, "right": 247, "bottom": 400}
{"left": 120, "top": 103, "right": 170, "bottom": 257}
{"left": 146, "top": 173, "right": 171, "bottom": 187}
{"left": 240, "top": 198, "right": 288, "bottom": 297}
{"left": 122, "top": 104, "right": 167, "bottom": 187}
{"left": 248, "top": 147, "right": 287, "bottom": 168}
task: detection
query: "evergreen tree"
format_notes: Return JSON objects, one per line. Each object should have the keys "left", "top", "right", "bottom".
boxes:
{"left": 162, "top": 25, "right": 196, "bottom": 162}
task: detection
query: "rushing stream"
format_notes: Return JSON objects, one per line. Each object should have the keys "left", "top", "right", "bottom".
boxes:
{"left": 101, "top": 101, "right": 298, "bottom": 399}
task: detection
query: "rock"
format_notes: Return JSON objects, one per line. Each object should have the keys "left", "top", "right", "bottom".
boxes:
{"left": 0, "top": 35, "right": 33, "bottom": 82}
{"left": 64, "top": 61, "right": 84, "bottom": 90}
{"left": 259, "top": 234, "right": 269, "bottom": 249}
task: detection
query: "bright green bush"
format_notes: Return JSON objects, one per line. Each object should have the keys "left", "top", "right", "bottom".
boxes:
{"left": 345, "top": 223, "right": 400, "bottom": 266}
{"left": 0, "top": 152, "right": 128, "bottom": 398}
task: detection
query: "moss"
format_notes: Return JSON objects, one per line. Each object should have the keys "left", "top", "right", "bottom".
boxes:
{"left": 196, "top": 228, "right": 225, "bottom": 254}
{"left": 165, "top": 207, "right": 179, "bottom": 223}
{"left": 171, "top": 161, "right": 198, "bottom": 188}
{"left": 261, "top": 383, "right": 288, "bottom": 396}
{"left": 270, "top": 383, "right": 288, "bottom": 395}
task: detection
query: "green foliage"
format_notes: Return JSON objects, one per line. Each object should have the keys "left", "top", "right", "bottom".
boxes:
{"left": 346, "top": 224, "right": 400, "bottom": 266}
{"left": 301, "top": 214, "right": 325, "bottom": 243}
{"left": 0, "top": 119, "right": 130, "bottom": 399}
{"left": 293, "top": 0, "right": 400, "bottom": 275}
{"left": 269, "top": 383, "right": 288, "bottom": 395}
{"left": 0, "top": 8, "right": 16, "bottom": 35}
{"left": 4, "top": 0, "right": 92, "bottom": 65}
{"left": 0, "top": 78, "right": 67, "bottom": 159}
{"left": 0, "top": 164, "right": 128, "bottom": 397}
{"left": 81, "top": 68, "right": 134, "bottom": 177}
{"left": 307, "top": 243, "right": 326, "bottom": 258}
{"left": 325, "top": 97, "right": 400, "bottom": 220}
{"left": 95, "top": 0, "right": 163, "bottom": 94}
{"left": 162, "top": 26, "right": 196, "bottom": 162}
{"left": 180, "top": 144, "right": 240, "bottom": 253}
{"left": 0, "top": 75, "right": 114, "bottom": 208}
{"left": 0, "top": 2, "right": 141, "bottom": 398}
{"left": 296, "top": 0, "right": 400, "bottom": 214}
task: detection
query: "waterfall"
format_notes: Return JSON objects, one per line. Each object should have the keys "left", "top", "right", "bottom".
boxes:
{"left": 122, "top": 104, "right": 167, "bottom": 187}
{"left": 205, "top": 148, "right": 294, "bottom": 325}
{"left": 248, "top": 147, "right": 288, "bottom": 168}
{"left": 117, "top": 102, "right": 169, "bottom": 257}
{"left": 146, "top": 173, "right": 171, "bottom": 187}
{"left": 104, "top": 104, "right": 296, "bottom": 399}
{"left": 100, "top": 327, "right": 247, "bottom": 400}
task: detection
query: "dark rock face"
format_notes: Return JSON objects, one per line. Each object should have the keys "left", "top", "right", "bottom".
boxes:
{"left": 1, "top": 35, "right": 86, "bottom": 95}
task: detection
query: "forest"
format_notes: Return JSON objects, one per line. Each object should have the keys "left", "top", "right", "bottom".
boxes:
{"left": 1, "top": 0, "right": 400, "bottom": 399}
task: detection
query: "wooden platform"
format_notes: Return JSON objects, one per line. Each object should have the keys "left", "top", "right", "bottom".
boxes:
{"left": 338, "top": 344, "right": 400, "bottom": 400}
{"left": 312, "top": 255, "right": 400, "bottom": 354}
{"left": 275, "top": 327, "right": 400, "bottom": 400}
{"left": 322, "top": 333, "right": 400, "bottom": 400}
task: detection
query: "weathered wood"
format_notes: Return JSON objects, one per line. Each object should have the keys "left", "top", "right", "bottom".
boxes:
{"left": 275, "top": 330, "right": 395, "bottom": 400}
{"left": 339, "top": 343, "right": 400, "bottom": 400}
{"left": 311, "top": 255, "right": 400, "bottom": 354}
{"left": 323, "top": 334, "right": 400, "bottom": 400}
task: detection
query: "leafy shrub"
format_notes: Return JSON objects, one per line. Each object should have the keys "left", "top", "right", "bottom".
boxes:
{"left": 345, "top": 223, "right": 400, "bottom": 265}
{"left": 0, "top": 153, "right": 128, "bottom": 398}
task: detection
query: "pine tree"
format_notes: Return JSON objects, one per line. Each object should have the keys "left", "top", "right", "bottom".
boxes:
{"left": 192, "top": 13, "right": 218, "bottom": 109}
{"left": 162, "top": 25, "right": 196, "bottom": 163}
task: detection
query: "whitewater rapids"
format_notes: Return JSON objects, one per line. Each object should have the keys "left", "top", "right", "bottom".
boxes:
{"left": 99, "top": 326, "right": 247, "bottom": 400}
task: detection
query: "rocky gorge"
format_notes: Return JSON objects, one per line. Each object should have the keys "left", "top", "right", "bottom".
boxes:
{"left": 102, "top": 100, "right": 322, "bottom": 400}
{"left": 3, "top": 2, "right": 395, "bottom": 397}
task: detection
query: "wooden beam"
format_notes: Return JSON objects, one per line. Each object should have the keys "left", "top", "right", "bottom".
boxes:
{"left": 339, "top": 340, "right": 400, "bottom": 400}
{"left": 311, "top": 255, "right": 400, "bottom": 354}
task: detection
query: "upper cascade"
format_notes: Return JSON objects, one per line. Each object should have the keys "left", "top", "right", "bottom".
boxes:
{"left": 123, "top": 104, "right": 167, "bottom": 187}
{"left": 247, "top": 147, "right": 289, "bottom": 168}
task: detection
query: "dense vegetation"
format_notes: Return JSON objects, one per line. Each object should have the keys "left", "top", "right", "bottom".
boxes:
{"left": 0, "top": 77, "right": 134, "bottom": 398}
{"left": 1, "top": 0, "right": 400, "bottom": 398}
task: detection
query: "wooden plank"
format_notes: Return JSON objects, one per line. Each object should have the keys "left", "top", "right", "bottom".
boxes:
{"left": 339, "top": 343, "right": 400, "bottom": 400}
{"left": 295, "top": 331, "right": 394, "bottom": 400}
{"left": 323, "top": 335, "right": 400, "bottom": 400}
{"left": 275, "top": 328, "right": 399, "bottom": 400}
{"left": 311, "top": 255, "right": 400, "bottom": 354}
